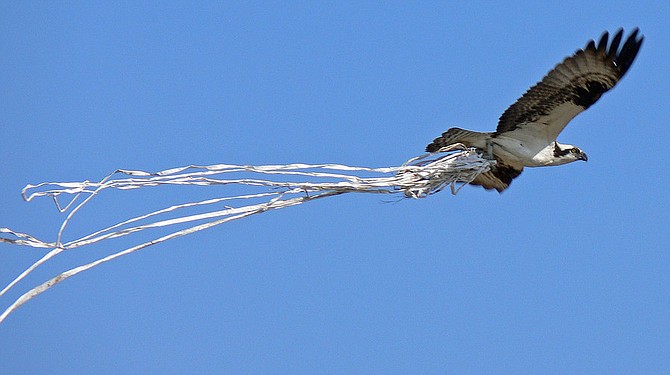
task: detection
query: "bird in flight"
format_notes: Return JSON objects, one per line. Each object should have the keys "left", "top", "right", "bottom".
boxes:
{"left": 426, "top": 28, "right": 644, "bottom": 192}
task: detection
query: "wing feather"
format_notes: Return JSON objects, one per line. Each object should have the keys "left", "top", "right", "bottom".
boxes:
{"left": 470, "top": 163, "right": 523, "bottom": 193}
{"left": 495, "top": 28, "right": 643, "bottom": 140}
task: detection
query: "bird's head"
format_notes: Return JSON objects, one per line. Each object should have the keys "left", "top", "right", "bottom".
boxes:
{"left": 567, "top": 147, "right": 588, "bottom": 162}
{"left": 553, "top": 142, "right": 588, "bottom": 164}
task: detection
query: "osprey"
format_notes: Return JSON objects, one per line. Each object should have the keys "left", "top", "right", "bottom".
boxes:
{"left": 426, "top": 28, "right": 644, "bottom": 192}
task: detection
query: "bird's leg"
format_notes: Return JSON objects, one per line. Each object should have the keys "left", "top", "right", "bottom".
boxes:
{"left": 486, "top": 139, "right": 494, "bottom": 159}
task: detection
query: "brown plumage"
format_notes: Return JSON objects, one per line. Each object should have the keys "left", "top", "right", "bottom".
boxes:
{"left": 426, "top": 29, "right": 644, "bottom": 192}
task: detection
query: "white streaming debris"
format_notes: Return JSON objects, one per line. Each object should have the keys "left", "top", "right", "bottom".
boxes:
{"left": 0, "top": 146, "right": 492, "bottom": 323}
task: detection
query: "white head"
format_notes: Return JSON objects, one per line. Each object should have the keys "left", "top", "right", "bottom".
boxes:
{"left": 550, "top": 141, "right": 588, "bottom": 165}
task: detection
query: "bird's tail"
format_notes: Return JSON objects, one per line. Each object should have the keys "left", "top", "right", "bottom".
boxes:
{"left": 426, "top": 127, "right": 492, "bottom": 152}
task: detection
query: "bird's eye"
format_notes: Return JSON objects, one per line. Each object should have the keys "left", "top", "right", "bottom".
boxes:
{"left": 571, "top": 149, "right": 579, "bottom": 153}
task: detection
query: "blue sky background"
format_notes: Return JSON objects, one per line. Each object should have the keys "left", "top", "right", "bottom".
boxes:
{"left": 1, "top": 2, "right": 668, "bottom": 374}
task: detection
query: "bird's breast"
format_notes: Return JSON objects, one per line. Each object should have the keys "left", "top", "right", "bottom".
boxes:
{"left": 491, "top": 136, "right": 551, "bottom": 167}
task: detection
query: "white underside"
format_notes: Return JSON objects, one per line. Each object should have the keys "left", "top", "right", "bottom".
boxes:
{"left": 491, "top": 135, "right": 575, "bottom": 168}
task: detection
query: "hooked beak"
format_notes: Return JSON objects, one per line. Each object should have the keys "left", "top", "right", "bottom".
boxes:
{"left": 579, "top": 152, "right": 588, "bottom": 162}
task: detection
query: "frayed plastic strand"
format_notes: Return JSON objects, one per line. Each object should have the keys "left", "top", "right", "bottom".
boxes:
{"left": 0, "top": 146, "right": 492, "bottom": 323}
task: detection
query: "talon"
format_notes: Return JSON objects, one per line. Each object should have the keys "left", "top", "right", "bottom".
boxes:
{"left": 486, "top": 140, "right": 494, "bottom": 160}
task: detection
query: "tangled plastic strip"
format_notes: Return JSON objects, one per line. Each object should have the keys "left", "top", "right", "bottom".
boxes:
{"left": 0, "top": 146, "right": 493, "bottom": 323}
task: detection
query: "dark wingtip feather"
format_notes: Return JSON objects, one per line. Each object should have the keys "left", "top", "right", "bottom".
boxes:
{"left": 585, "top": 40, "right": 596, "bottom": 51}
{"left": 615, "top": 28, "right": 644, "bottom": 78}
{"left": 596, "top": 31, "right": 609, "bottom": 52}
{"left": 608, "top": 28, "right": 624, "bottom": 58}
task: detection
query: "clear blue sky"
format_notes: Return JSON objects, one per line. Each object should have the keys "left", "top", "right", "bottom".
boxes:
{"left": 1, "top": 2, "right": 668, "bottom": 374}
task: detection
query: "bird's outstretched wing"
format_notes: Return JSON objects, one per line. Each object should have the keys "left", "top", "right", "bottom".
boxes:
{"left": 495, "top": 28, "right": 644, "bottom": 141}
